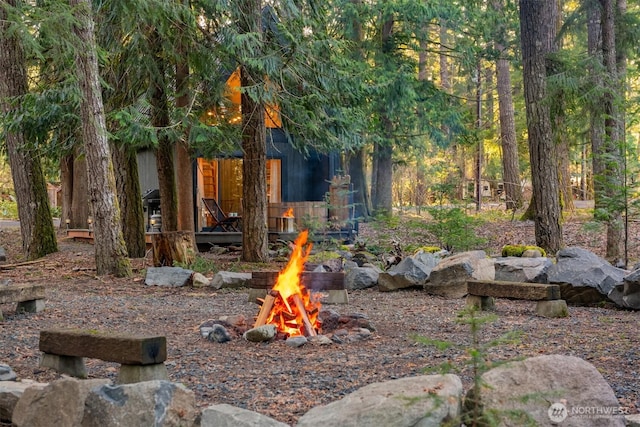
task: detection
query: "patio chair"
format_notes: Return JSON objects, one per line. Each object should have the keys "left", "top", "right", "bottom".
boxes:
{"left": 202, "top": 198, "right": 242, "bottom": 232}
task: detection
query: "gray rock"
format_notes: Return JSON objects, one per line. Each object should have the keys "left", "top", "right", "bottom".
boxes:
{"left": 467, "top": 355, "right": 625, "bottom": 427}
{"left": 620, "top": 269, "right": 640, "bottom": 310}
{"left": 308, "top": 335, "right": 333, "bottom": 345}
{"left": 0, "top": 380, "right": 46, "bottom": 423}
{"left": 285, "top": 336, "right": 308, "bottom": 348}
{"left": 144, "top": 266, "right": 193, "bottom": 287}
{"left": 344, "top": 263, "right": 381, "bottom": 290}
{"left": 547, "top": 247, "right": 628, "bottom": 305}
{"left": 413, "top": 249, "right": 447, "bottom": 268}
{"left": 12, "top": 377, "right": 110, "bottom": 427}
{"left": 296, "top": 374, "right": 462, "bottom": 427}
{"left": 191, "top": 272, "right": 210, "bottom": 287}
{"left": 0, "top": 246, "right": 5, "bottom": 262}
{"left": 626, "top": 414, "right": 640, "bottom": 427}
{"left": 210, "top": 271, "right": 252, "bottom": 290}
{"left": 378, "top": 256, "right": 434, "bottom": 292}
{"left": 494, "top": 256, "right": 552, "bottom": 283}
{"left": 200, "top": 403, "right": 290, "bottom": 427}
{"left": 82, "top": 380, "right": 197, "bottom": 427}
{"left": 426, "top": 250, "right": 495, "bottom": 298}
{"left": 243, "top": 324, "right": 277, "bottom": 342}
{"left": 207, "top": 324, "right": 232, "bottom": 343}
{"left": 0, "top": 364, "right": 16, "bottom": 382}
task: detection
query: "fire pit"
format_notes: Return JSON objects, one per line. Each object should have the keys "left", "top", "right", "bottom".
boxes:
{"left": 200, "top": 234, "right": 370, "bottom": 344}
{"left": 253, "top": 230, "right": 321, "bottom": 337}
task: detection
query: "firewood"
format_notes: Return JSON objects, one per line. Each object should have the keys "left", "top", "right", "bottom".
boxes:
{"left": 280, "top": 311, "right": 297, "bottom": 321}
{"left": 254, "top": 290, "right": 279, "bottom": 328}
{"left": 292, "top": 294, "right": 317, "bottom": 337}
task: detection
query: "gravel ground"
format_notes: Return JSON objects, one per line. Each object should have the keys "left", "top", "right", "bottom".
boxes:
{"left": 1, "top": 220, "right": 639, "bottom": 425}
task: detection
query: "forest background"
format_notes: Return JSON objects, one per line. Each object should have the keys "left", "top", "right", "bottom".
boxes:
{"left": 1, "top": 0, "right": 640, "bottom": 273}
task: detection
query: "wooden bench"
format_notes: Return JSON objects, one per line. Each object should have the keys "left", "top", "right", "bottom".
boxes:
{"left": 249, "top": 271, "right": 348, "bottom": 304}
{"left": 0, "top": 284, "right": 46, "bottom": 321}
{"left": 466, "top": 280, "right": 569, "bottom": 318}
{"left": 39, "top": 328, "right": 168, "bottom": 384}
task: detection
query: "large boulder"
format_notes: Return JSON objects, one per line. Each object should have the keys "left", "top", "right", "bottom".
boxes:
{"left": 0, "top": 380, "right": 47, "bottom": 423}
{"left": 344, "top": 262, "right": 381, "bottom": 290}
{"left": 296, "top": 374, "right": 463, "bottom": 427}
{"left": 377, "top": 256, "right": 434, "bottom": 292}
{"left": 466, "top": 355, "right": 625, "bottom": 427}
{"left": 12, "top": 377, "right": 110, "bottom": 427}
{"left": 82, "top": 380, "right": 197, "bottom": 427}
{"left": 619, "top": 269, "right": 640, "bottom": 310}
{"left": 425, "top": 250, "right": 495, "bottom": 298}
{"left": 493, "top": 257, "right": 552, "bottom": 283}
{"left": 200, "top": 403, "right": 289, "bottom": 427}
{"left": 547, "top": 247, "right": 628, "bottom": 305}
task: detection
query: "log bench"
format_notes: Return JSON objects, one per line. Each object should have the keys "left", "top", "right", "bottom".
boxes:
{"left": 249, "top": 271, "right": 348, "bottom": 304}
{"left": 0, "top": 284, "right": 46, "bottom": 321}
{"left": 39, "top": 328, "right": 168, "bottom": 384}
{"left": 466, "top": 280, "right": 569, "bottom": 318}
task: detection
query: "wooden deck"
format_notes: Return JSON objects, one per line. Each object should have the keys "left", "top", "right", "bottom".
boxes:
{"left": 67, "top": 228, "right": 356, "bottom": 251}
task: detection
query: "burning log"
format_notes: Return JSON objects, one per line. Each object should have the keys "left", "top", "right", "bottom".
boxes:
{"left": 292, "top": 294, "right": 317, "bottom": 337}
{"left": 254, "top": 290, "right": 279, "bottom": 328}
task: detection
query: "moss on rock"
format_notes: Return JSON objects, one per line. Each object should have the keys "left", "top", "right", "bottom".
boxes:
{"left": 501, "top": 244, "right": 546, "bottom": 257}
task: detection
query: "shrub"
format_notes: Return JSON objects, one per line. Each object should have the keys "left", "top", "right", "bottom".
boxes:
{"left": 425, "top": 207, "right": 487, "bottom": 252}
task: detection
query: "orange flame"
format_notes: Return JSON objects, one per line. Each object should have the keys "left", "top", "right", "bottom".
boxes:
{"left": 265, "top": 230, "right": 321, "bottom": 336}
{"left": 283, "top": 208, "right": 294, "bottom": 218}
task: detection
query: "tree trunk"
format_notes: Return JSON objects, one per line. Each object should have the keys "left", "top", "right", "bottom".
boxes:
{"left": 519, "top": 0, "right": 563, "bottom": 253}
{"left": 495, "top": 52, "right": 522, "bottom": 211}
{"left": 151, "top": 231, "right": 196, "bottom": 267}
{"left": 474, "top": 62, "right": 483, "bottom": 212}
{"left": 588, "top": 3, "right": 605, "bottom": 209}
{"left": 600, "top": 0, "right": 624, "bottom": 262}
{"left": 346, "top": 0, "right": 371, "bottom": 221}
{"left": 550, "top": 2, "right": 574, "bottom": 213}
{"left": 71, "top": 145, "right": 90, "bottom": 227}
{"left": 375, "top": 121, "right": 394, "bottom": 215}
{"left": 175, "top": 8, "right": 195, "bottom": 236}
{"left": 373, "top": 17, "right": 395, "bottom": 216}
{"left": 60, "top": 154, "right": 73, "bottom": 228}
{"left": 239, "top": 0, "right": 269, "bottom": 263}
{"left": 617, "top": 0, "right": 628, "bottom": 266}
{"left": 491, "top": 0, "right": 522, "bottom": 211}
{"left": 112, "top": 144, "right": 146, "bottom": 258}
{"left": 0, "top": 0, "right": 58, "bottom": 260}
{"left": 347, "top": 148, "right": 371, "bottom": 220}
{"left": 148, "top": 29, "right": 178, "bottom": 233}
{"left": 71, "top": 0, "right": 131, "bottom": 277}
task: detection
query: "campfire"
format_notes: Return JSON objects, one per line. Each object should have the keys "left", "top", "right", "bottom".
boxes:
{"left": 253, "top": 230, "right": 321, "bottom": 337}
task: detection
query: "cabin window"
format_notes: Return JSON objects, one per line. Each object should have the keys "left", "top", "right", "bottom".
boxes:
{"left": 197, "top": 158, "right": 282, "bottom": 228}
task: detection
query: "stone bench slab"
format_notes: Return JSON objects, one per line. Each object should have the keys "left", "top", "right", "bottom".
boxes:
{"left": 39, "top": 329, "right": 166, "bottom": 365}
{"left": 467, "top": 280, "right": 561, "bottom": 301}
{"left": 0, "top": 284, "right": 45, "bottom": 304}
